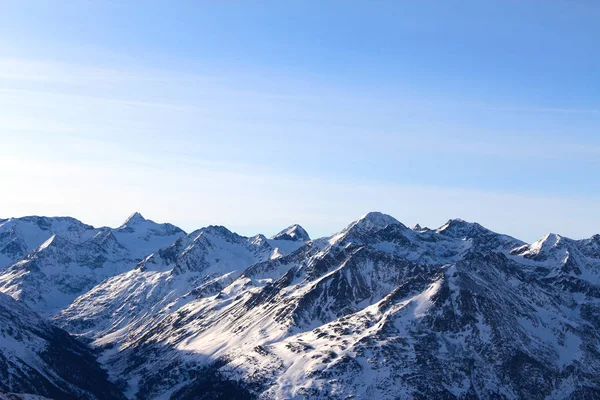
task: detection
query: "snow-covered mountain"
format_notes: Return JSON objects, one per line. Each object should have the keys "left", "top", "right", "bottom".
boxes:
{"left": 1, "top": 211, "right": 600, "bottom": 399}
{"left": 0, "top": 292, "right": 124, "bottom": 399}
{"left": 0, "top": 216, "right": 94, "bottom": 270}
{"left": 113, "top": 212, "right": 186, "bottom": 261}
{"left": 0, "top": 213, "right": 185, "bottom": 315}
{"left": 57, "top": 224, "right": 310, "bottom": 354}
{"left": 271, "top": 224, "right": 311, "bottom": 242}
{"left": 50, "top": 212, "right": 600, "bottom": 399}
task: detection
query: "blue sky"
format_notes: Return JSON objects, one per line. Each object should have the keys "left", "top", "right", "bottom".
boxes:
{"left": 0, "top": 1, "right": 599, "bottom": 241}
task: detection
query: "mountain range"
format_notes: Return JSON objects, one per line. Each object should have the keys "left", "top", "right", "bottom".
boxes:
{"left": 0, "top": 212, "right": 599, "bottom": 399}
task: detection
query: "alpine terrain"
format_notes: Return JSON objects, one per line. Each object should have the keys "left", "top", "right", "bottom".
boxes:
{"left": 0, "top": 212, "right": 599, "bottom": 399}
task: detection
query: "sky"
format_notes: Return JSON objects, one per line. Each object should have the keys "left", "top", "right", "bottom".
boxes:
{"left": 0, "top": 0, "right": 599, "bottom": 242}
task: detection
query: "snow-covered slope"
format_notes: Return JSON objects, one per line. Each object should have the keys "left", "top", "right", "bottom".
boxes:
{"left": 57, "top": 225, "right": 311, "bottom": 352}
{"left": 0, "top": 213, "right": 185, "bottom": 315}
{"left": 3, "top": 211, "right": 599, "bottom": 399}
{"left": 0, "top": 293, "right": 124, "bottom": 399}
{"left": 53, "top": 212, "right": 600, "bottom": 399}
{"left": 0, "top": 216, "right": 94, "bottom": 270}
{"left": 112, "top": 212, "right": 186, "bottom": 261}
{"left": 271, "top": 224, "right": 311, "bottom": 242}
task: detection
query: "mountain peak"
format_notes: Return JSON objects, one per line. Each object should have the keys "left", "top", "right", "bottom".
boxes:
{"left": 413, "top": 223, "right": 432, "bottom": 232}
{"left": 532, "top": 232, "right": 564, "bottom": 250}
{"left": 437, "top": 218, "right": 483, "bottom": 236}
{"left": 271, "top": 224, "right": 310, "bottom": 241}
{"left": 197, "top": 225, "right": 237, "bottom": 239}
{"left": 352, "top": 212, "right": 403, "bottom": 230}
{"left": 544, "top": 232, "right": 563, "bottom": 241}
{"left": 333, "top": 212, "right": 404, "bottom": 243}
{"left": 512, "top": 232, "right": 568, "bottom": 261}
{"left": 122, "top": 212, "right": 146, "bottom": 226}
{"left": 37, "top": 211, "right": 600, "bottom": 399}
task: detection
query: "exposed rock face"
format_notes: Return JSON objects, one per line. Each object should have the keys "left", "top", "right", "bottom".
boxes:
{"left": 2, "top": 212, "right": 600, "bottom": 399}
{"left": 0, "top": 216, "right": 95, "bottom": 270}
{"left": 54, "top": 213, "right": 600, "bottom": 399}
{"left": 271, "top": 224, "right": 311, "bottom": 242}
{"left": 0, "top": 213, "right": 185, "bottom": 315}
{"left": 0, "top": 293, "right": 125, "bottom": 400}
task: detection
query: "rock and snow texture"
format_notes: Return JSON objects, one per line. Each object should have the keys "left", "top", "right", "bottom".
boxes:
{"left": 0, "top": 216, "right": 94, "bottom": 270}
{"left": 2, "top": 211, "right": 600, "bottom": 399}
{"left": 113, "top": 212, "right": 186, "bottom": 261}
{"left": 271, "top": 224, "right": 311, "bottom": 242}
{"left": 0, "top": 393, "right": 52, "bottom": 400}
{"left": 0, "top": 293, "right": 124, "bottom": 399}
{"left": 0, "top": 213, "right": 185, "bottom": 315}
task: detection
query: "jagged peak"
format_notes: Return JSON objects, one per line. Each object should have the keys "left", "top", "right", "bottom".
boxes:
{"left": 434, "top": 218, "right": 525, "bottom": 251}
{"left": 412, "top": 223, "right": 431, "bottom": 232}
{"left": 544, "top": 232, "right": 563, "bottom": 241}
{"left": 190, "top": 225, "right": 242, "bottom": 243}
{"left": 541, "top": 232, "right": 563, "bottom": 243}
{"left": 328, "top": 212, "right": 404, "bottom": 245}
{"left": 531, "top": 233, "right": 564, "bottom": 250}
{"left": 271, "top": 224, "right": 310, "bottom": 241}
{"left": 436, "top": 218, "right": 489, "bottom": 237}
{"left": 251, "top": 233, "right": 270, "bottom": 246}
{"left": 513, "top": 232, "right": 570, "bottom": 261}
{"left": 438, "top": 218, "right": 475, "bottom": 229}
{"left": 577, "top": 233, "right": 600, "bottom": 258}
{"left": 349, "top": 212, "right": 403, "bottom": 231}
{"left": 117, "top": 212, "right": 184, "bottom": 235}
{"left": 121, "top": 211, "right": 146, "bottom": 226}
{"left": 3, "top": 215, "right": 94, "bottom": 231}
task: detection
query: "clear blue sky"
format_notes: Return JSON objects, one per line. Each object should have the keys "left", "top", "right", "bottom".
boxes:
{"left": 0, "top": 1, "right": 599, "bottom": 242}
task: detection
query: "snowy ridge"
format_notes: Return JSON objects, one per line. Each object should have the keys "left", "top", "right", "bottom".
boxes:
{"left": 57, "top": 224, "right": 310, "bottom": 350}
{"left": 1, "top": 211, "right": 600, "bottom": 399}
{"left": 0, "top": 216, "right": 94, "bottom": 270}
{"left": 52, "top": 212, "right": 600, "bottom": 399}
{"left": 0, "top": 213, "right": 185, "bottom": 315}
{"left": 271, "top": 224, "right": 311, "bottom": 242}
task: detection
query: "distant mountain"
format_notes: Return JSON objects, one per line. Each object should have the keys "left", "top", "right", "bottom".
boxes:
{"left": 0, "top": 213, "right": 185, "bottom": 315}
{"left": 1, "top": 212, "right": 599, "bottom": 398}
{"left": 57, "top": 224, "right": 310, "bottom": 351}
{"left": 0, "top": 293, "right": 124, "bottom": 399}
{"left": 271, "top": 224, "right": 310, "bottom": 242}
{"left": 113, "top": 212, "right": 186, "bottom": 260}
{"left": 49, "top": 212, "right": 600, "bottom": 399}
{"left": 0, "top": 216, "right": 94, "bottom": 270}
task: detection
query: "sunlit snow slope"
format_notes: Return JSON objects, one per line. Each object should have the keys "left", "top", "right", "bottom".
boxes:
{"left": 1, "top": 211, "right": 599, "bottom": 399}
